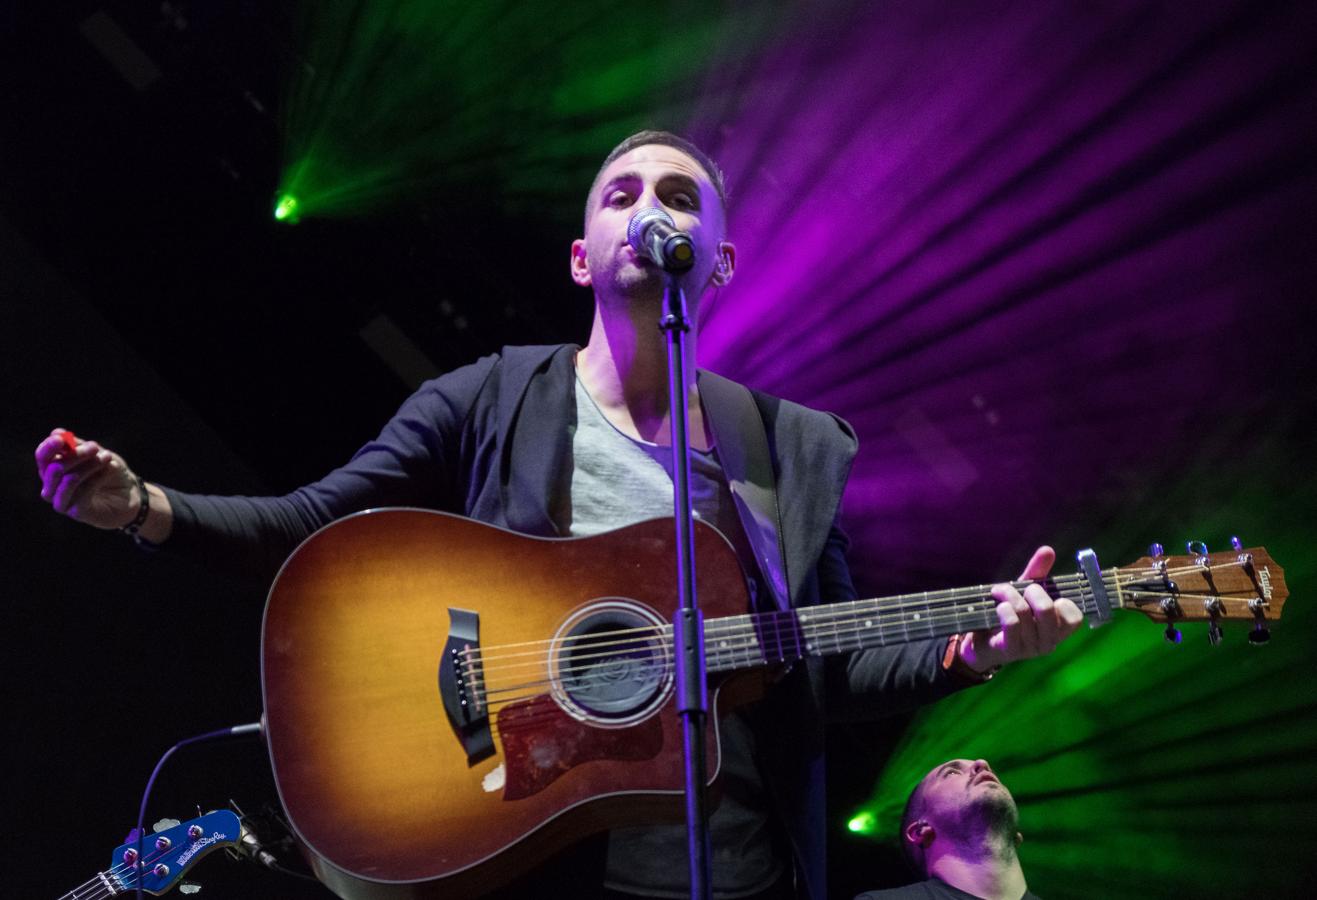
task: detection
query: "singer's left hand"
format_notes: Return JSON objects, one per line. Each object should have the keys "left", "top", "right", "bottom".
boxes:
{"left": 954, "top": 546, "right": 1084, "bottom": 674}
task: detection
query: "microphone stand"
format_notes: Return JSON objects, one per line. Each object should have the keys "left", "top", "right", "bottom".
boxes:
{"left": 658, "top": 267, "right": 711, "bottom": 900}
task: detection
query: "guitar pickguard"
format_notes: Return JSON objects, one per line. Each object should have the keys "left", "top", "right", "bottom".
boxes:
{"left": 497, "top": 694, "right": 664, "bottom": 800}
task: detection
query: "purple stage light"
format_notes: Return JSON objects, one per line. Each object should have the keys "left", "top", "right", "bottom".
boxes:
{"left": 686, "top": 0, "right": 1315, "bottom": 586}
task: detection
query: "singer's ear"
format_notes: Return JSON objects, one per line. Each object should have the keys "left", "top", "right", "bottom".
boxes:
{"left": 712, "top": 241, "right": 737, "bottom": 287}
{"left": 570, "top": 238, "right": 592, "bottom": 287}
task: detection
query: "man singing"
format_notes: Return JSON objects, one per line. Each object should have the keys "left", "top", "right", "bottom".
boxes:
{"left": 36, "top": 130, "right": 1082, "bottom": 898}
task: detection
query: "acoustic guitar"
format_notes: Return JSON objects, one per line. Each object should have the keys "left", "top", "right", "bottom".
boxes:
{"left": 260, "top": 509, "right": 1287, "bottom": 899}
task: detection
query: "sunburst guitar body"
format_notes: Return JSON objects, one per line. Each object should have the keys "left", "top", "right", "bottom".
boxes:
{"left": 261, "top": 508, "right": 1288, "bottom": 899}
{"left": 262, "top": 509, "right": 749, "bottom": 899}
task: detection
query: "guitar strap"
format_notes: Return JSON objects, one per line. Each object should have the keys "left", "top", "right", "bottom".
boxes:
{"left": 697, "top": 370, "right": 791, "bottom": 612}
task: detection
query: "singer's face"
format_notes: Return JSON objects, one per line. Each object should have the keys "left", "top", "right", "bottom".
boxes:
{"left": 571, "top": 144, "right": 731, "bottom": 303}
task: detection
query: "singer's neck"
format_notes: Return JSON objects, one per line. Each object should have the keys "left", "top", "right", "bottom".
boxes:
{"left": 577, "top": 301, "right": 709, "bottom": 450}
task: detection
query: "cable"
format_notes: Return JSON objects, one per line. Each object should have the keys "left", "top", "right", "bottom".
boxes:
{"left": 134, "top": 721, "right": 262, "bottom": 900}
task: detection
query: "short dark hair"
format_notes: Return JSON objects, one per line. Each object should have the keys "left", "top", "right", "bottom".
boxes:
{"left": 586, "top": 129, "right": 728, "bottom": 223}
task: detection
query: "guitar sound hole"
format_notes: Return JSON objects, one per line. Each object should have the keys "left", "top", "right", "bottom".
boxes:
{"left": 551, "top": 602, "right": 671, "bottom": 726}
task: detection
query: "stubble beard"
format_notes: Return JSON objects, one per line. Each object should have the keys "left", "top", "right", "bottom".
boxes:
{"left": 941, "top": 787, "right": 1020, "bottom": 863}
{"left": 969, "top": 789, "right": 1020, "bottom": 859}
{"left": 594, "top": 249, "right": 707, "bottom": 333}
{"left": 597, "top": 255, "right": 666, "bottom": 312}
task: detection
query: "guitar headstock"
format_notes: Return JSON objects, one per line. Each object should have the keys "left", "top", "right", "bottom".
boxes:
{"left": 1113, "top": 540, "right": 1287, "bottom": 644}
{"left": 108, "top": 810, "right": 242, "bottom": 895}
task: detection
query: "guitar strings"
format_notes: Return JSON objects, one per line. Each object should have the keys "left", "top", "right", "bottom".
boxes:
{"left": 473, "top": 603, "right": 989, "bottom": 694}
{"left": 464, "top": 567, "right": 1130, "bottom": 676}
{"left": 465, "top": 559, "right": 1254, "bottom": 713}
{"left": 61, "top": 878, "right": 118, "bottom": 900}
{"left": 746, "top": 562, "right": 1256, "bottom": 648}
{"left": 480, "top": 562, "right": 1259, "bottom": 740}
{"left": 462, "top": 571, "right": 1099, "bottom": 669}
{"left": 462, "top": 558, "right": 1251, "bottom": 674}
{"left": 1119, "top": 590, "right": 1252, "bottom": 603}
{"left": 471, "top": 578, "right": 1114, "bottom": 691}
{"left": 474, "top": 606, "right": 1056, "bottom": 707}
{"left": 476, "top": 585, "right": 1106, "bottom": 706}
{"left": 472, "top": 591, "right": 1008, "bottom": 689}
{"left": 61, "top": 838, "right": 186, "bottom": 900}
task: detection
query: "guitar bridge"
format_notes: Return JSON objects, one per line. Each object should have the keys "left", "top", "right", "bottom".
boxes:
{"left": 438, "top": 607, "right": 494, "bottom": 766}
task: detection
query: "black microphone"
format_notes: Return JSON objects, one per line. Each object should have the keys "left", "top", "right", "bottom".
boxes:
{"left": 627, "top": 207, "right": 695, "bottom": 273}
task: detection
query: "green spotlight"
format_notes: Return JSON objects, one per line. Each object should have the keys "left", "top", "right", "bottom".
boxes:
{"left": 847, "top": 811, "right": 878, "bottom": 835}
{"left": 274, "top": 194, "right": 300, "bottom": 223}
{"left": 274, "top": 2, "right": 787, "bottom": 222}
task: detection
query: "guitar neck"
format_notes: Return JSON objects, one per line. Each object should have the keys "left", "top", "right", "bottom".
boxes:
{"left": 58, "top": 871, "right": 120, "bottom": 900}
{"left": 703, "top": 541, "right": 1288, "bottom": 670}
{"left": 704, "top": 572, "right": 1108, "bottom": 673}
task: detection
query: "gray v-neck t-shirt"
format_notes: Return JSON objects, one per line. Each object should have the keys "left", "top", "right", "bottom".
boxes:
{"left": 568, "top": 376, "right": 783, "bottom": 898}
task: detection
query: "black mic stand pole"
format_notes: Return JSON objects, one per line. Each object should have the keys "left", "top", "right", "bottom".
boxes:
{"left": 659, "top": 266, "right": 711, "bottom": 900}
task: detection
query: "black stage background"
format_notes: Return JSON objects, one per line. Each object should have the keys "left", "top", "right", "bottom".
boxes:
{"left": 5, "top": 3, "right": 1316, "bottom": 898}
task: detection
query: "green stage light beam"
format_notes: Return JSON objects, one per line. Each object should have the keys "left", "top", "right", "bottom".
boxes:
{"left": 276, "top": 0, "right": 790, "bottom": 223}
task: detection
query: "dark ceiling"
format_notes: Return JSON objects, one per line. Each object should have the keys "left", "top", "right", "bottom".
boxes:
{"left": 4, "top": 1, "right": 594, "bottom": 491}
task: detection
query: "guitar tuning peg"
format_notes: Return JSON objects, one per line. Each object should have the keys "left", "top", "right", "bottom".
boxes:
{"left": 1164, "top": 623, "right": 1182, "bottom": 644}
{"left": 1205, "top": 597, "right": 1225, "bottom": 646}
{"left": 1248, "top": 608, "right": 1271, "bottom": 645}
{"left": 1149, "top": 542, "right": 1164, "bottom": 558}
{"left": 1231, "top": 536, "right": 1243, "bottom": 552}
{"left": 1187, "top": 540, "right": 1210, "bottom": 566}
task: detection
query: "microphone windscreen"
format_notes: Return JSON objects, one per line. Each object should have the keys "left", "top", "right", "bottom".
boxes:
{"left": 627, "top": 207, "right": 676, "bottom": 252}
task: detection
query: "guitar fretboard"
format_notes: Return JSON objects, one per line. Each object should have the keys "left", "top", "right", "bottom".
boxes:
{"left": 700, "top": 576, "right": 1108, "bottom": 673}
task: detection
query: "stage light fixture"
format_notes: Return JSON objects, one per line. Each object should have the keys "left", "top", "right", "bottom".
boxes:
{"left": 274, "top": 194, "right": 300, "bottom": 223}
{"left": 847, "top": 812, "right": 877, "bottom": 835}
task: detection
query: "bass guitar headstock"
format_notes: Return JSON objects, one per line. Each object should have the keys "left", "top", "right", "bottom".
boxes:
{"left": 107, "top": 810, "right": 242, "bottom": 895}
{"left": 1114, "top": 538, "right": 1287, "bottom": 645}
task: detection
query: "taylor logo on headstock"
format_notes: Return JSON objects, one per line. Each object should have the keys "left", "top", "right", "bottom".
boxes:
{"left": 1259, "top": 566, "right": 1274, "bottom": 600}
